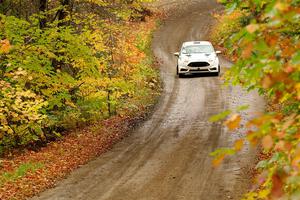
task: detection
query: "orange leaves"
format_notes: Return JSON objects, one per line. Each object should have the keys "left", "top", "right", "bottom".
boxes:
{"left": 265, "top": 34, "right": 279, "bottom": 47}
{"left": 261, "top": 72, "right": 290, "bottom": 90}
{"left": 211, "top": 148, "right": 236, "bottom": 168}
{"left": 212, "top": 139, "right": 244, "bottom": 168}
{"left": 262, "top": 74, "right": 273, "bottom": 89}
{"left": 0, "top": 39, "right": 11, "bottom": 54}
{"left": 283, "top": 63, "right": 295, "bottom": 74}
{"left": 282, "top": 45, "right": 296, "bottom": 58}
{"left": 262, "top": 135, "right": 274, "bottom": 150}
{"left": 234, "top": 139, "right": 244, "bottom": 151}
{"left": 270, "top": 174, "right": 284, "bottom": 199}
{"left": 274, "top": 2, "right": 290, "bottom": 12}
{"left": 212, "top": 139, "right": 244, "bottom": 167}
{"left": 224, "top": 114, "right": 241, "bottom": 131}
{"left": 212, "top": 154, "right": 226, "bottom": 168}
{"left": 280, "top": 38, "right": 297, "bottom": 59}
{"left": 246, "top": 131, "right": 259, "bottom": 147}
{"left": 246, "top": 24, "right": 259, "bottom": 33}
{"left": 241, "top": 43, "right": 253, "bottom": 59}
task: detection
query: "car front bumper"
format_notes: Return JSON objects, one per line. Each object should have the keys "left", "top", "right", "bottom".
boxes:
{"left": 178, "top": 65, "right": 219, "bottom": 74}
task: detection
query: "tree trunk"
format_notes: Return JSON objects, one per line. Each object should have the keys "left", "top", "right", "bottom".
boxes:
{"left": 57, "top": 0, "right": 70, "bottom": 26}
{"left": 39, "top": 0, "right": 47, "bottom": 29}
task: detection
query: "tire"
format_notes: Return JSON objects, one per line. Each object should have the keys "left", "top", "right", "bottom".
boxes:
{"left": 215, "top": 65, "right": 220, "bottom": 76}
{"left": 178, "top": 74, "right": 184, "bottom": 78}
{"left": 176, "top": 65, "right": 179, "bottom": 75}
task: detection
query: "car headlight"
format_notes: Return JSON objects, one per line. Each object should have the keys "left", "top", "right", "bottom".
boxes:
{"left": 183, "top": 59, "right": 189, "bottom": 64}
{"left": 208, "top": 57, "right": 216, "bottom": 63}
{"left": 179, "top": 59, "right": 189, "bottom": 66}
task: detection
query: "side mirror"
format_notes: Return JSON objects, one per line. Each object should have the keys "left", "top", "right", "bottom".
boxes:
{"left": 216, "top": 50, "right": 222, "bottom": 54}
{"left": 174, "top": 52, "right": 179, "bottom": 57}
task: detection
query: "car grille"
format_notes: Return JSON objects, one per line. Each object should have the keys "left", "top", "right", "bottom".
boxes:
{"left": 188, "top": 62, "right": 210, "bottom": 67}
{"left": 190, "top": 68, "right": 209, "bottom": 72}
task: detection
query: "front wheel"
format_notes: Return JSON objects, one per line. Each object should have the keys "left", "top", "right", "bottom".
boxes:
{"left": 215, "top": 65, "right": 220, "bottom": 76}
{"left": 176, "top": 65, "right": 179, "bottom": 75}
{"left": 178, "top": 74, "right": 184, "bottom": 78}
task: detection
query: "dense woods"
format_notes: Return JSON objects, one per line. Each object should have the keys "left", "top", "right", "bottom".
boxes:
{"left": 0, "top": 0, "right": 159, "bottom": 153}
{"left": 212, "top": 0, "right": 300, "bottom": 199}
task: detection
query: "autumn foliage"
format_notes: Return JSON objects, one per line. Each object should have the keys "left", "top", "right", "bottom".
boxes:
{"left": 0, "top": 0, "right": 159, "bottom": 153}
{"left": 211, "top": 0, "right": 300, "bottom": 199}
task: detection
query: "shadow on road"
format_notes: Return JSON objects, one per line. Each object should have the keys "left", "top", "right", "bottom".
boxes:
{"left": 178, "top": 73, "right": 219, "bottom": 78}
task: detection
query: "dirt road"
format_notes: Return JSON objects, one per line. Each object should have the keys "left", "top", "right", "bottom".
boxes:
{"left": 32, "top": 0, "right": 264, "bottom": 199}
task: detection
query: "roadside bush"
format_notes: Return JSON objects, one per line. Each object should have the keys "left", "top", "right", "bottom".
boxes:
{"left": 211, "top": 0, "right": 300, "bottom": 199}
{"left": 211, "top": 10, "right": 249, "bottom": 47}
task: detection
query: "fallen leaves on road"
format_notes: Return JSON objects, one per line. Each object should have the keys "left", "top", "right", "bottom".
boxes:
{"left": 0, "top": 115, "right": 145, "bottom": 200}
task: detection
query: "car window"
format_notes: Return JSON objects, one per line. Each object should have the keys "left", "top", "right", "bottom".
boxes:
{"left": 182, "top": 45, "right": 214, "bottom": 54}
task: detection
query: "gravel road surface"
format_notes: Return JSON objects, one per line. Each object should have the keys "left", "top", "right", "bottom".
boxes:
{"left": 32, "top": 0, "right": 264, "bottom": 199}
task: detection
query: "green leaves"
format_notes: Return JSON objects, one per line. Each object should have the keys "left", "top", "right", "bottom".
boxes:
{"left": 209, "top": 110, "right": 231, "bottom": 122}
{"left": 212, "top": 0, "right": 300, "bottom": 199}
{"left": 0, "top": 0, "right": 159, "bottom": 153}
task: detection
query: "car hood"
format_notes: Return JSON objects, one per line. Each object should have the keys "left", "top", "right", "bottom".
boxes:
{"left": 182, "top": 53, "right": 216, "bottom": 62}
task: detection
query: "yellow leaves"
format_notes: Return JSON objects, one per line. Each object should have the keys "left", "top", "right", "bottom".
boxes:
{"left": 246, "top": 131, "right": 259, "bottom": 147}
{"left": 224, "top": 114, "right": 241, "bottom": 131}
{"left": 274, "top": 2, "right": 290, "bottom": 12}
{"left": 257, "top": 189, "right": 270, "bottom": 199}
{"left": 65, "top": 100, "right": 77, "bottom": 108}
{"left": 262, "top": 135, "right": 273, "bottom": 150}
{"left": 295, "top": 83, "right": 300, "bottom": 100}
{"left": 292, "top": 146, "right": 300, "bottom": 171}
{"left": 292, "top": 155, "right": 300, "bottom": 170}
{"left": 0, "top": 39, "right": 11, "bottom": 54}
{"left": 246, "top": 24, "right": 259, "bottom": 33}
{"left": 0, "top": 125, "right": 14, "bottom": 135}
{"left": 234, "top": 139, "right": 244, "bottom": 151}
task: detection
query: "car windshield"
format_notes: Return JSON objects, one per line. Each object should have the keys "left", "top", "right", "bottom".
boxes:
{"left": 182, "top": 45, "right": 214, "bottom": 54}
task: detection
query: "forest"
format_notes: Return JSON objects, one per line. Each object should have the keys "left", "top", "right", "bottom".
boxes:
{"left": 0, "top": 0, "right": 159, "bottom": 153}
{"left": 0, "top": 0, "right": 299, "bottom": 199}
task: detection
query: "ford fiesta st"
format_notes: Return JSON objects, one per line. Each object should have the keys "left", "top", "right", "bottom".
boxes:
{"left": 174, "top": 41, "right": 221, "bottom": 77}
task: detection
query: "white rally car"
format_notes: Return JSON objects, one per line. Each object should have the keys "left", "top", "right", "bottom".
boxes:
{"left": 174, "top": 41, "right": 221, "bottom": 77}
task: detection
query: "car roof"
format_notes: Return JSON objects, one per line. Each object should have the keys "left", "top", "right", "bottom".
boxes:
{"left": 182, "top": 41, "right": 212, "bottom": 47}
